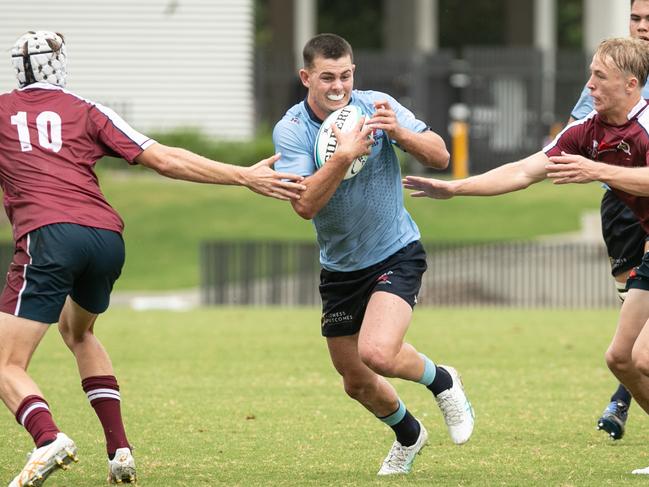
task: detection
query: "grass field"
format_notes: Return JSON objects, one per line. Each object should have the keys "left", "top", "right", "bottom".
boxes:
{"left": 1, "top": 307, "right": 647, "bottom": 486}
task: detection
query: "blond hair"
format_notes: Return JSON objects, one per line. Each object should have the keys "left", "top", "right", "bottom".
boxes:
{"left": 596, "top": 37, "right": 649, "bottom": 87}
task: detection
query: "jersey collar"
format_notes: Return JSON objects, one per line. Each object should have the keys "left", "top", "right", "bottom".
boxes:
{"left": 19, "top": 82, "right": 63, "bottom": 91}
{"left": 303, "top": 94, "right": 355, "bottom": 124}
{"left": 628, "top": 97, "right": 648, "bottom": 120}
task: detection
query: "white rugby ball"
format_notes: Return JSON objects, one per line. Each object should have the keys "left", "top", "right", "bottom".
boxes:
{"left": 314, "top": 105, "right": 369, "bottom": 180}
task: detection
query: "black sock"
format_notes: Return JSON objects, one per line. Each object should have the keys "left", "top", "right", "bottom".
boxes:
{"left": 427, "top": 366, "right": 453, "bottom": 396}
{"left": 610, "top": 384, "right": 632, "bottom": 406}
{"left": 389, "top": 409, "right": 421, "bottom": 447}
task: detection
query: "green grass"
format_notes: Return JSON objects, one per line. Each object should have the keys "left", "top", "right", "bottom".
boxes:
{"left": 0, "top": 307, "right": 645, "bottom": 486}
{"left": 0, "top": 172, "right": 603, "bottom": 290}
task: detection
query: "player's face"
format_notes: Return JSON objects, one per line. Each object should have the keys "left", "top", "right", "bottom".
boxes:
{"left": 630, "top": 0, "right": 649, "bottom": 41}
{"left": 300, "top": 55, "right": 354, "bottom": 120}
{"left": 587, "top": 54, "right": 636, "bottom": 121}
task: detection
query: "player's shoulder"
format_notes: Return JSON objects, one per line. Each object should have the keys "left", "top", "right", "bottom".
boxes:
{"left": 273, "top": 102, "right": 310, "bottom": 138}
{"left": 352, "top": 89, "right": 395, "bottom": 104}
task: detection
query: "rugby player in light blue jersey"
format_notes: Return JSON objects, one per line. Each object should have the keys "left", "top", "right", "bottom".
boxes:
{"left": 566, "top": 0, "right": 649, "bottom": 442}
{"left": 273, "top": 33, "right": 474, "bottom": 476}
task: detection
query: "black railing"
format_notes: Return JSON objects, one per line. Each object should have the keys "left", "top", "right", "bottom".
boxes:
{"left": 201, "top": 240, "right": 617, "bottom": 308}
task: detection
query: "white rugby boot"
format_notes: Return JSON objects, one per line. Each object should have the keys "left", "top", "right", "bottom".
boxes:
{"left": 9, "top": 432, "right": 78, "bottom": 487}
{"left": 435, "top": 365, "right": 475, "bottom": 445}
{"left": 377, "top": 421, "right": 428, "bottom": 476}
{"left": 108, "top": 447, "right": 136, "bottom": 484}
{"left": 632, "top": 465, "right": 649, "bottom": 475}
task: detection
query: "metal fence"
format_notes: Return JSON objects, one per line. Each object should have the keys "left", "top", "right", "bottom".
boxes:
{"left": 201, "top": 240, "right": 617, "bottom": 308}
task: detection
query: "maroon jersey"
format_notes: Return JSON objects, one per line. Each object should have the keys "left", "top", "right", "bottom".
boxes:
{"left": 0, "top": 82, "right": 154, "bottom": 240}
{"left": 544, "top": 99, "right": 649, "bottom": 232}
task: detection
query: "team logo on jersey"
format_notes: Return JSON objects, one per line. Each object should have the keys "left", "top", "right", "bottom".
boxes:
{"left": 617, "top": 140, "right": 631, "bottom": 156}
{"left": 590, "top": 139, "right": 632, "bottom": 159}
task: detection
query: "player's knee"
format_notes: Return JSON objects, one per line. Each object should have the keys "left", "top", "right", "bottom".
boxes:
{"left": 358, "top": 347, "right": 397, "bottom": 377}
{"left": 606, "top": 346, "right": 632, "bottom": 375}
{"left": 342, "top": 376, "right": 376, "bottom": 401}
{"left": 57, "top": 320, "right": 90, "bottom": 346}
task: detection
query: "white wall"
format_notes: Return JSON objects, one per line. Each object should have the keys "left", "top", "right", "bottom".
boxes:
{"left": 0, "top": 0, "right": 254, "bottom": 139}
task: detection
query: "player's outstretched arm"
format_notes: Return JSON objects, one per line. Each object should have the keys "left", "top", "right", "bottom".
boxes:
{"left": 403, "top": 151, "right": 550, "bottom": 198}
{"left": 368, "top": 100, "right": 449, "bottom": 169}
{"left": 135, "top": 143, "right": 306, "bottom": 201}
{"left": 548, "top": 151, "right": 649, "bottom": 196}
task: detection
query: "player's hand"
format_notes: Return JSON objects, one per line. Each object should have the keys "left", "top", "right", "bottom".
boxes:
{"left": 402, "top": 175, "right": 457, "bottom": 199}
{"left": 368, "top": 100, "right": 401, "bottom": 140}
{"left": 245, "top": 153, "right": 307, "bottom": 201}
{"left": 546, "top": 151, "right": 601, "bottom": 184}
{"left": 330, "top": 117, "right": 374, "bottom": 165}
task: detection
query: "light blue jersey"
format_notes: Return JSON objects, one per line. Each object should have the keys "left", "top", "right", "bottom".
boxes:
{"left": 273, "top": 90, "right": 427, "bottom": 272}
{"left": 571, "top": 82, "right": 649, "bottom": 120}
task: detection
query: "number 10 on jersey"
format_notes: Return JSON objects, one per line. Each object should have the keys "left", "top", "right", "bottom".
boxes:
{"left": 10, "top": 111, "right": 63, "bottom": 153}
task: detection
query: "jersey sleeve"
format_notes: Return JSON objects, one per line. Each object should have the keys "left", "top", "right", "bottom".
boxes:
{"left": 272, "top": 119, "right": 316, "bottom": 177}
{"left": 570, "top": 85, "right": 594, "bottom": 121}
{"left": 382, "top": 93, "right": 428, "bottom": 134}
{"left": 543, "top": 122, "right": 584, "bottom": 158}
{"left": 89, "top": 103, "right": 156, "bottom": 164}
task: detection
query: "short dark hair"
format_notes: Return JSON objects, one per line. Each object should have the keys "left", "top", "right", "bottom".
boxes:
{"left": 302, "top": 33, "right": 353, "bottom": 69}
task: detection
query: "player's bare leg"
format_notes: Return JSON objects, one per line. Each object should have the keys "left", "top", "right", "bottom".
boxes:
{"left": 58, "top": 297, "right": 136, "bottom": 483}
{"left": 0, "top": 312, "right": 48, "bottom": 411}
{"left": 58, "top": 297, "right": 112, "bottom": 378}
{"left": 357, "top": 292, "right": 422, "bottom": 380}
{"left": 606, "top": 289, "right": 649, "bottom": 414}
{"left": 358, "top": 291, "right": 474, "bottom": 444}
{"left": 0, "top": 312, "right": 78, "bottom": 486}
{"left": 327, "top": 334, "right": 427, "bottom": 475}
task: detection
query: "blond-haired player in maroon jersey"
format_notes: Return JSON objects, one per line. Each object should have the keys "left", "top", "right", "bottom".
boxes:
{"left": 405, "top": 37, "right": 649, "bottom": 475}
{"left": 0, "top": 31, "right": 305, "bottom": 487}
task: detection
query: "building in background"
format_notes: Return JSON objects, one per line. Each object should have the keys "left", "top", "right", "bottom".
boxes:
{"left": 0, "top": 0, "right": 255, "bottom": 139}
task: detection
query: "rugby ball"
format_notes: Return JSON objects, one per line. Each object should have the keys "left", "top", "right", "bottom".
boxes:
{"left": 314, "top": 105, "right": 369, "bottom": 180}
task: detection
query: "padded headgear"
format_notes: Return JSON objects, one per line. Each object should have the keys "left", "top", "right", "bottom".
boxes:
{"left": 11, "top": 31, "right": 67, "bottom": 88}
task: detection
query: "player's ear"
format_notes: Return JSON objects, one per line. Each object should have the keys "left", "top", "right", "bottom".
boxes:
{"left": 299, "top": 68, "right": 310, "bottom": 88}
{"left": 627, "top": 76, "right": 639, "bottom": 92}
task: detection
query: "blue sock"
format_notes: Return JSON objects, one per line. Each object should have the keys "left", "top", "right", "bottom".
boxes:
{"left": 377, "top": 399, "right": 421, "bottom": 447}
{"left": 418, "top": 354, "right": 453, "bottom": 395}
{"left": 417, "top": 353, "right": 437, "bottom": 385}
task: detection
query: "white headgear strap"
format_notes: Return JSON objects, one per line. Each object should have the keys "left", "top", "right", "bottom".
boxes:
{"left": 11, "top": 31, "right": 67, "bottom": 88}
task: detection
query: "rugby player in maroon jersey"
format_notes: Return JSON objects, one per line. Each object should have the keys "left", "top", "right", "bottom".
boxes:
{"left": 0, "top": 31, "right": 305, "bottom": 487}
{"left": 404, "top": 37, "right": 649, "bottom": 475}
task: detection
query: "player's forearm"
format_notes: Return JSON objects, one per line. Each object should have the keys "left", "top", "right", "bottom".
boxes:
{"left": 452, "top": 159, "right": 543, "bottom": 196}
{"left": 394, "top": 129, "right": 450, "bottom": 169}
{"left": 291, "top": 154, "right": 351, "bottom": 219}
{"left": 599, "top": 165, "right": 649, "bottom": 196}
{"left": 139, "top": 144, "right": 246, "bottom": 185}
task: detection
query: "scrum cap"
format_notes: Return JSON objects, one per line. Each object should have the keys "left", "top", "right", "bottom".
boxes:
{"left": 11, "top": 31, "right": 67, "bottom": 88}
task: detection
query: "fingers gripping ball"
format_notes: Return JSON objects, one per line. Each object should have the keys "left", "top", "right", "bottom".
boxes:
{"left": 314, "top": 105, "right": 371, "bottom": 180}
